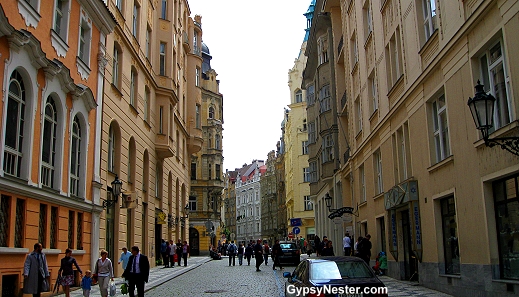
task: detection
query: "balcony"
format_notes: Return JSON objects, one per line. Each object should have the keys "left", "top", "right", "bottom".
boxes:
{"left": 182, "top": 30, "right": 190, "bottom": 51}
{"left": 188, "top": 126, "right": 203, "bottom": 154}
{"left": 155, "top": 133, "right": 174, "bottom": 159}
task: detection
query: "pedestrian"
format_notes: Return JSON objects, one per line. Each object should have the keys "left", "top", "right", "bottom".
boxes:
{"left": 169, "top": 240, "right": 177, "bottom": 267}
{"left": 164, "top": 241, "right": 171, "bottom": 268}
{"left": 237, "top": 243, "right": 244, "bottom": 265}
{"left": 58, "top": 248, "right": 83, "bottom": 297}
{"left": 300, "top": 237, "right": 305, "bottom": 253}
{"left": 358, "top": 234, "right": 372, "bottom": 265}
{"left": 118, "top": 247, "right": 131, "bottom": 271}
{"left": 227, "top": 240, "right": 237, "bottom": 266}
{"left": 244, "top": 243, "right": 253, "bottom": 266}
{"left": 318, "top": 236, "right": 328, "bottom": 256}
{"left": 253, "top": 239, "right": 263, "bottom": 271}
{"left": 176, "top": 239, "right": 183, "bottom": 266}
{"left": 271, "top": 239, "right": 284, "bottom": 270}
{"left": 122, "top": 246, "right": 150, "bottom": 297}
{"left": 321, "top": 240, "right": 335, "bottom": 256}
{"left": 262, "top": 241, "right": 270, "bottom": 265}
{"left": 23, "top": 242, "right": 50, "bottom": 297}
{"left": 343, "top": 232, "right": 352, "bottom": 256}
{"left": 354, "top": 236, "right": 363, "bottom": 257}
{"left": 182, "top": 240, "right": 190, "bottom": 266}
{"left": 81, "top": 270, "right": 93, "bottom": 297}
{"left": 314, "top": 235, "right": 321, "bottom": 256}
{"left": 93, "top": 249, "right": 114, "bottom": 297}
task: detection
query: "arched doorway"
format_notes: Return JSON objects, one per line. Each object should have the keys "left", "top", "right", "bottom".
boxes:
{"left": 189, "top": 227, "right": 199, "bottom": 256}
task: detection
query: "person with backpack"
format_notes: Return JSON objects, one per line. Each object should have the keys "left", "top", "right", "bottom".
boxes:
{"left": 244, "top": 243, "right": 253, "bottom": 266}
{"left": 237, "top": 243, "right": 244, "bottom": 265}
{"left": 262, "top": 241, "right": 270, "bottom": 266}
{"left": 227, "top": 240, "right": 237, "bottom": 266}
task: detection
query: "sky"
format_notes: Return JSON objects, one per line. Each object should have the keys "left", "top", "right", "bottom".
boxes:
{"left": 187, "top": 0, "right": 312, "bottom": 172}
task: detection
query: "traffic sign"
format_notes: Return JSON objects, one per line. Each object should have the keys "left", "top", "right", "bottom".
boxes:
{"left": 293, "top": 227, "right": 300, "bottom": 234}
{"left": 288, "top": 232, "right": 294, "bottom": 239}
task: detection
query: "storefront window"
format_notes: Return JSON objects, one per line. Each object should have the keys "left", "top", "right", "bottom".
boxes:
{"left": 494, "top": 174, "right": 519, "bottom": 280}
{"left": 441, "top": 196, "right": 459, "bottom": 274}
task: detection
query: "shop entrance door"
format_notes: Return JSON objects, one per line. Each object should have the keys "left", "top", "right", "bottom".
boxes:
{"left": 401, "top": 210, "right": 417, "bottom": 280}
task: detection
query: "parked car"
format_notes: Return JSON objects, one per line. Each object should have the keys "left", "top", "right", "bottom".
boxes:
{"left": 278, "top": 241, "right": 301, "bottom": 266}
{"left": 283, "top": 256, "right": 388, "bottom": 297}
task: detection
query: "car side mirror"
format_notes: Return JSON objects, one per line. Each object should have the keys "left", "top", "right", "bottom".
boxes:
{"left": 283, "top": 272, "right": 291, "bottom": 278}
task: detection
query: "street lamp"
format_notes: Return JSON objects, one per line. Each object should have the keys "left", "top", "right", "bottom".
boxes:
{"left": 103, "top": 175, "right": 123, "bottom": 208}
{"left": 323, "top": 193, "right": 358, "bottom": 219}
{"left": 324, "top": 193, "right": 333, "bottom": 211}
{"left": 467, "top": 80, "right": 519, "bottom": 156}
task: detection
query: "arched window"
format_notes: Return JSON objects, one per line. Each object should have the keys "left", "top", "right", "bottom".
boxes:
{"left": 295, "top": 89, "right": 303, "bottom": 103}
{"left": 108, "top": 125, "right": 115, "bottom": 172}
{"left": 42, "top": 96, "right": 58, "bottom": 187}
{"left": 208, "top": 106, "right": 214, "bottom": 119}
{"left": 70, "top": 116, "right": 81, "bottom": 196}
{"left": 4, "top": 70, "right": 26, "bottom": 177}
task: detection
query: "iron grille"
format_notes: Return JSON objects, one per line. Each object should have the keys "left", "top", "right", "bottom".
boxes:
{"left": 14, "top": 199, "right": 25, "bottom": 248}
{"left": 0, "top": 195, "right": 10, "bottom": 247}
{"left": 39, "top": 204, "right": 47, "bottom": 248}
{"left": 50, "top": 207, "right": 57, "bottom": 249}
{"left": 76, "top": 213, "right": 83, "bottom": 250}
{"left": 68, "top": 211, "right": 74, "bottom": 249}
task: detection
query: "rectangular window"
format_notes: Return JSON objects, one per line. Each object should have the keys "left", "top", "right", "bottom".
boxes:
{"left": 68, "top": 211, "right": 75, "bottom": 249}
{"left": 50, "top": 206, "right": 58, "bottom": 249}
{"left": 112, "top": 47, "right": 120, "bottom": 87}
{"left": 306, "top": 85, "right": 315, "bottom": 105}
{"left": 351, "top": 33, "right": 358, "bottom": 67}
{"left": 195, "top": 67, "right": 200, "bottom": 86}
{"left": 422, "top": 0, "right": 436, "bottom": 41}
{"left": 191, "top": 162, "right": 197, "bottom": 180}
{"left": 54, "top": 0, "right": 69, "bottom": 40}
{"left": 441, "top": 196, "right": 459, "bottom": 275}
{"left": 359, "top": 165, "right": 366, "bottom": 203}
{"left": 130, "top": 70, "right": 136, "bottom": 107}
{"left": 377, "top": 217, "right": 386, "bottom": 253}
{"left": 76, "top": 212, "right": 83, "bottom": 250}
{"left": 116, "top": 0, "right": 122, "bottom": 11}
{"left": 161, "top": 0, "right": 167, "bottom": 19}
{"left": 78, "top": 19, "right": 91, "bottom": 64}
{"left": 494, "top": 174, "right": 519, "bottom": 280}
{"left": 302, "top": 141, "right": 309, "bottom": 155}
{"left": 133, "top": 2, "right": 139, "bottom": 38}
{"left": 146, "top": 27, "right": 151, "bottom": 59}
{"left": 0, "top": 195, "right": 11, "bottom": 247}
{"left": 431, "top": 94, "right": 450, "bottom": 162}
{"left": 38, "top": 204, "right": 47, "bottom": 248}
{"left": 374, "top": 149, "right": 383, "bottom": 195}
{"left": 303, "top": 167, "right": 311, "bottom": 182}
{"left": 308, "top": 122, "right": 316, "bottom": 144}
{"left": 15, "top": 199, "right": 25, "bottom": 248}
{"left": 480, "top": 40, "right": 511, "bottom": 131}
{"left": 159, "top": 106, "right": 164, "bottom": 134}
{"left": 309, "top": 161, "right": 317, "bottom": 183}
{"left": 385, "top": 27, "right": 403, "bottom": 88}
{"left": 363, "top": 0, "right": 372, "bottom": 40}
{"left": 355, "top": 97, "right": 362, "bottom": 134}
{"left": 196, "top": 105, "right": 201, "bottom": 129}
{"left": 319, "top": 85, "right": 331, "bottom": 113}
{"left": 216, "top": 164, "right": 221, "bottom": 180}
{"left": 295, "top": 90, "right": 303, "bottom": 103}
{"left": 317, "top": 36, "right": 328, "bottom": 64}
{"left": 304, "top": 196, "right": 313, "bottom": 211}
{"left": 368, "top": 71, "right": 378, "bottom": 114}
{"left": 144, "top": 88, "right": 150, "bottom": 122}
{"left": 189, "top": 196, "right": 197, "bottom": 211}
{"left": 322, "top": 134, "right": 334, "bottom": 163}
{"left": 392, "top": 123, "right": 412, "bottom": 183}
{"left": 160, "top": 42, "right": 166, "bottom": 76}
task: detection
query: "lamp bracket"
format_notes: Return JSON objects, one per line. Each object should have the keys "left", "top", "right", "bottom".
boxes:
{"left": 327, "top": 206, "right": 359, "bottom": 220}
{"left": 485, "top": 136, "right": 519, "bottom": 156}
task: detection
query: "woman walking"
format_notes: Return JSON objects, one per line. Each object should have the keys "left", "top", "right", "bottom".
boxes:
{"left": 93, "top": 250, "right": 114, "bottom": 297}
{"left": 58, "top": 248, "right": 83, "bottom": 297}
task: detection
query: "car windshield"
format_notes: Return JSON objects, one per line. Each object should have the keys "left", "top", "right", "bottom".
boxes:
{"left": 309, "top": 260, "right": 374, "bottom": 280}
{"left": 280, "top": 243, "right": 296, "bottom": 249}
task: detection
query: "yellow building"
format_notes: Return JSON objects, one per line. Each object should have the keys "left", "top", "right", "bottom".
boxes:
{"left": 285, "top": 33, "right": 315, "bottom": 242}
{"left": 99, "top": 0, "right": 202, "bottom": 273}
{"left": 189, "top": 42, "right": 224, "bottom": 256}
{"left": 305, "top": 0, "right": 519, "bottom": 295}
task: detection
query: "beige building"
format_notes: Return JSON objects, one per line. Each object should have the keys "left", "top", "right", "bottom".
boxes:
{"left": 99, "top": 0, "right": 202, "bottom": 273}
{"left": 189, "top": 42, "right": 224, "bottom": 255}
{"left": 304, "top": 0, "right": 519, "bottom": 296}
{"left": 285, "top": 37, "right": 315, "bottom": 242}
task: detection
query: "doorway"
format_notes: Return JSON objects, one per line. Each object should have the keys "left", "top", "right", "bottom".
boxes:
{"left": 189, "top": 227, "right": 199, "bottom": 256}
{"left": 155, "top": 222, "right": 162, "bottom": 264}
{"left": 401, "top": 209, "right": 417, "bottom": 280}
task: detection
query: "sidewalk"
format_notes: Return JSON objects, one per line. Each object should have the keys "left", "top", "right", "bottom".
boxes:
{"left": 54, "top": 256, "right": 211, "bottom": 297}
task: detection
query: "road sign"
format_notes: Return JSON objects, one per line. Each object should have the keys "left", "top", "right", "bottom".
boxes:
{"left": 288, "top": 232, "right": 294, "bottom": 239}
{"left": 293, "top": 227, "right": 300, "bottom": 234}
{"left": 290, "top": 218, "right": 302, "bottom": 227}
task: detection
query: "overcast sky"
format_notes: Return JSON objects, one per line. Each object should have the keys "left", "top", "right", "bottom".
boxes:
{"left": 188, "top": 0, "right": 312, "bottom": 172}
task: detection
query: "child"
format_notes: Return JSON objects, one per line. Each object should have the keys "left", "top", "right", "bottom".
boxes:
{"left": 81, "top": 270, "right": 93, "bottom": 297}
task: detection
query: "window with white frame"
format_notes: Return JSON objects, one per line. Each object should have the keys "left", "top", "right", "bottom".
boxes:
{"left": 363, "top": 0, "right": 372, "bottom": 40}
{"left": 112, "top": 44, "right": 121, "bottom": 88}
{"left": 41, "top": 97, "right": 58, "bottom": 188}
{"left": 431, "top": 93, "right": 450, "bottom": 163}
{"left": 422, "top": 0, "right": 436, "bottom": 41}
{"left": 108, "top": 125, "right": 115, "bottom": 172}
{"left": 319, "top": 85, "right": 331, "bottom": 113}
{"left": 359, "top": 164, "right": 366, "bottom": 202}
{"left": 302, "top": 141, "right": 308, "bottom": 155}
{"left": 295, "top": 89, "right": 303, "bottom": 103}
{"left": 368, "top": 71, "right": 378, "bottom": 114}
{"left": 132, "top": 2, "right": 140, "bottom": 38}
{"left": 308, "top": 121, "right": 316, "bottom": 144}
{"left": 317, "top": 36, "right": 329, "bottom": 65}
{"left": 392, "top": 123, "right": 412, "bottom": 183}
{"left": 385, "top": 27, "right": 403, "bottom": 88}
{"left": 195, "top": 67, "right": 200, "bottom": 86}
{"left": 196, "top": 104, "right": 201, "bottom": 128}
{"left": 479, "top": 40, "right": 511, "bottom": 131}
{"left": 189, "top": 195, "right": 197, "bottom": 211}
{"left": 304, "top": 195, "right": 313, "bottom": 211}
{"left": 374, "top": 149, "right": 383, "bottom": 195}
{"left": 159, "top": 42, "right": 166, "bottom": 76}
{"left": 116, "top": 0, "right": 122, "bottom": 11}
{"left": 193, "top": 32, "right": 199, "bottom": 54}
{"left": 4, "top": 70, "right": 27, "bottom": 178}
{"left": 78, "top": 17, "right": 92, "bottom": 65}
{"left": 309, "top": 161, "right": 317, "bottom": 183}
{"left": 303, "top": 167, "right": 311, "bottom": 182}
{"left": 306, "top": 84, "right": 315, "bottom": 105}
{"left": 53, "top": 0, "right": 70, "bottom": 40}
{"left": 351, "top": 32, "right": 358, "bottom": 67}
{"left": 70, "top": 116, "right": 81, "bottom": 196}
{"left": 355, "top": 96, "right": 362, "bottom": 134}
{"left": 322, "top": 134, "right": 334, "bottom": 163}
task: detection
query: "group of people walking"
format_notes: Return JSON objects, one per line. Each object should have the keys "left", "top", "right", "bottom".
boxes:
{"left": 23, "top": 242, "right": 150, "bottom": 297}
{"left": 219, "top": 239, "right": 284, "bottom": 272}
{"left": 160, "top": 239, "right": 190, "bottom": 268}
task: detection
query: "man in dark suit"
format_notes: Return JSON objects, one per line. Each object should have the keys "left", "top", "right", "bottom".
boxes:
{"left": 122, "top": 246, "right": 150, "bottom": 297}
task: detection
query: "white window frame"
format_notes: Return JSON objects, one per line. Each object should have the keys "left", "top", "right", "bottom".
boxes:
{"left": 374, "top": 150, "right": 383, "bottom": 195}
{"left": 385, "top": 28, "right": 403, "bottom": 87}
{"left": 112, "top": 45, "right": 120, "bottom": 87}
{"left": 195, "top": 67, "right": 200, "bottom": 86}
{"left": 308, "top": 121, "right": 316, "bottom": 144}
{"left": 431, "top": 94, "right": 450, "bottom": 162}
{"left": 53, "top": 0, "right": 70, "bottom": 41}
{"left": 304, "top": 195, "right": 313, "bottom": 211}
{"left": 422, "top": 0, "right": 436, "bottom": 41}
{"left": 295, "top": 89, "right": 303, "bottom": 103}
{"left": 70, "top": 116, "right": 81, "bottom": 196}
{"left": 363, "top": 0, "right": 372, "bottom": 40}
{"left": 159, "top": 42, "right": 166, "bottom": 76}
{"left": 322, "top": 134, "right": 334, "bottom": 163}
{"left": 303, "top": 167, "right": 311, "bottom": 182}
{"left": 319, "top": 85, "right": 331, "bottom": 113}
{"left": 41, "top": 97, "right": 58, "bottom": 188}
{"left": 302, "top": 141, "right": 308, "bottom": 155}
{"left": 368, "top": 71, "right": 378, "bottom": 114}
{"left": 132, "top": 2, "right": 139, "bottom": 38}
